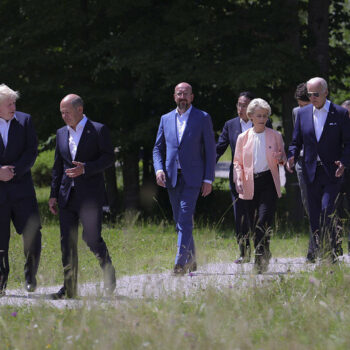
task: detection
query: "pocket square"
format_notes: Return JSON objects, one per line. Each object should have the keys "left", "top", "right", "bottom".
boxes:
{"left": 329, "top": 122, "right": 337, "bottom": 126}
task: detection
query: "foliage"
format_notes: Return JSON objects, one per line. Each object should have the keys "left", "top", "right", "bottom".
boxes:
{"left": 31, "top": 149, "right": 55, "bottom": 187}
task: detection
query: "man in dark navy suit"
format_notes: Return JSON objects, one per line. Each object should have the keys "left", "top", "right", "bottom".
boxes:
{"left": 49, "top": 94, "right": 116, "bottom": 298}
{"left": 287, "top": 77, "right": 350, "bottom": 262}
{"left": 0, "top": 84, "right": 41, "bottom": 296}
{"left": 216, "top": 92, "right": 272, "bottom": 263}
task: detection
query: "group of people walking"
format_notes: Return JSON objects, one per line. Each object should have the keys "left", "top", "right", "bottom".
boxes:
{"left": 1, "top": 76, "right": 349, "bottom": 298}
{"left": 154, "top": 77, "right": 350, "bottom": 275}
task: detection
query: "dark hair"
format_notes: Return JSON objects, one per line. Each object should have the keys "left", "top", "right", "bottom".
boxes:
{"left": 238, "top": 91, "right": 255, "bottom": 101}
{"left": 294, "top": 83, "right": 309, "bottom": 102}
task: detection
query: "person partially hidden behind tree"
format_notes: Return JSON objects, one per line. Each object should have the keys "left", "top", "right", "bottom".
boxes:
{"left": 0, "top": 84, "right": 42, "bottom": 297}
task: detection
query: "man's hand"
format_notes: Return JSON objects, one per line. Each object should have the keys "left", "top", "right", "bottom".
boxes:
{"left": 335, "top": 160, "right": 345, "bottom": 177}
{"left": 201, "top": 182, "right": 212, "bottom": 197}
{"left": 286, "top": 156, "right": 295, "bottom": 173}
{"left": 156, "top": 170, "right": 166, "bottom": 187}
{"left": 49, "top": 197, "right": 58, "bottom": 215}
{"left": 0, "top": 165, "right": 15, "bottom": 181}
{"left": 235, "top": 180, "right": 244, "bottom": 194}
{"left": 65, "top": 161, "right": 85, "bottom": 178}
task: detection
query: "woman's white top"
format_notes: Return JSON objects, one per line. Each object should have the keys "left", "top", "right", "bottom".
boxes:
{"left": 252, "top": 130, "right": 269, "bottom": 174}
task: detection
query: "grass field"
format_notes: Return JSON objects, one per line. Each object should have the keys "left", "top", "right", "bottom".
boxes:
{"left": 1, "top": 187, "right": 350, "bottom": 349}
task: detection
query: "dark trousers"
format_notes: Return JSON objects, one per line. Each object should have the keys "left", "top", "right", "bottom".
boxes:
{"left": 231, "top": 189, "right": 250, "bottom": 255}
{"left": 338, "top": 169, "right": 350, "bottom": 246}
{"left": 305, "top": 165, "right": 342, "bottom": 257}
{"left": 295, "top": 157, "right": 309, "bottom": 216}
{"left": 244, "top": 171, "right": 277, "bottom": 255}
{"left": 59, "top": 189, "right": 115, "bottom": 296}
{"left": 0, "top": 195, "right": 41, "bottom": 290}
{"left": 167, "top": 173, "right": 200, "bottom": 266}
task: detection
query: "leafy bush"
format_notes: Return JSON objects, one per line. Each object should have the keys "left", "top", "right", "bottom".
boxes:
{"left": 32, "top": 149, "right": 55, "bottom": 186}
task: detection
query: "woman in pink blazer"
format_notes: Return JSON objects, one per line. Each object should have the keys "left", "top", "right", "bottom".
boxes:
{"left": 233, "top": 98, "right": 286, "bottom": 273}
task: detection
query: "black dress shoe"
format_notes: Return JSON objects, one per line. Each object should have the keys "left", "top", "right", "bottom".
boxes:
{"left": 0, "top": 290, "right": 5, "bottom": 297}
{"left": 50, "top": 286, "right": 67, "bottom": 300}
{"left": 185, "top": 260, "right": 197, "bottom": 272}
{"left": 25, "top": 277, "right": 37, "bottom": 292}
{"left": 173, "top": 264, "right": 186, "bottom": 275}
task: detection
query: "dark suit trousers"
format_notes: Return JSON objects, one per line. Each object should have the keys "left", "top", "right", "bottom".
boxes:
{"left": 167, "top": 173, "right": 200, "bottom": 267}
{"left": 59, "top": 189, "right": 115, "bottom": 296}
{"left": 306, "top": 165, "right": 342, "bottom": 256}
{"left": 231, "top": 188, "right": 250, "bottom": 252}
{"left": 339, "top": 169, "right": 350, "bottom": 243}
{"left": 0, "top": 195, "right": 41, "bottom": 288}
{"left": 244, "top": 171, "right": 277, "bottom": 254}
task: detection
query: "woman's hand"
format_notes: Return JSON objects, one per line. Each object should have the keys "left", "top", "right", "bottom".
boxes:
{"left": 273, "top": 151, "right": 284, "bottom": 165}
{"left": 235, "top": 179, "right": 244, "bottom": 194}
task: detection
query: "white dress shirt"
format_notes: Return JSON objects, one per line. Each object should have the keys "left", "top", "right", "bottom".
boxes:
{"left": 67, "top": 115, "right": 88, "bottom": 160}
{"left": 0, "top": 114, "right": 17, "bottom": 148}
{"left": 313, "top": 99, "right": 330, "bottom": 142}
{"left": 240, "top": 118, "right": 252, "bottom": 133}
{"left": 252, "top": 130, "right": 269, "bottom": 174}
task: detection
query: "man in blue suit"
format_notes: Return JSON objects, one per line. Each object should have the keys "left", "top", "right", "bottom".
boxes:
{"left": 216, "top": 92, "right": 272, "bottom": 263}
{"left": 153, "top": 82, "right": 216, "bottom": 274}
{"left": 287, "top": 77, "right": 350, "bottom": 262}
{"left": 0, "top": 84, "right": 41, "bottom": 296}
{"left": 49, "top": 94, "right": 116, "bottom": 298}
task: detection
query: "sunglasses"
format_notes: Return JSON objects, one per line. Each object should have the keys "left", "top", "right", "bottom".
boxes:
{"left": 307, "top": 92, "right": 320, "bottom": 97}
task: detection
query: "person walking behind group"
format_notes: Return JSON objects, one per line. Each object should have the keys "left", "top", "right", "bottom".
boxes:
{"left": 233, "top": 98, "right": 286, "bottom": 273}
{"left": 0, "top": 84, "right": 42, "bottom": 296}
{"left": 216, "top": 92, "right": 272, "bottom": 264}
{"left": 49, "top": 94, "right": 116, "bottom": 299}
{"left": 287, "top": 77, "right": 350, "bottom": 263}
{"left": 292, "top": 83, "right": 311, "bottom": 216}
{"left": 153, "top": 82, "right": 216, "bottom": 275}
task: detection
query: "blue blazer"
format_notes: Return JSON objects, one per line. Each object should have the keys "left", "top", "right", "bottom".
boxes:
{"left": 288, "top": 102, "right": 350, "bottom": 184}
{"left": 0, "top": 111, "right": 38, "bottom": 204}
{"left": 153, "top": 106, "right": 216, "bottom": 188}
{"left": 50, "top": 119, "right": 115, "bottom": 208}
{"left": 216, "top": 116, "right": 273, "bottom": 190}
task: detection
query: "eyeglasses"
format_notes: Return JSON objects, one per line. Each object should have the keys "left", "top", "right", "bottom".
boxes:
{"left": 307, "top": 92, "right": 320, "bottom": 97}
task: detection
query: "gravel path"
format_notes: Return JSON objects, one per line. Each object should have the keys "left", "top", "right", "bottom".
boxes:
{"left": 1, "top": 256, "right": 350, "bottom": 309}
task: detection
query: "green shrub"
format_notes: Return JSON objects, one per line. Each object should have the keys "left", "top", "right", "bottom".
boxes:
{"left": 32, "top": 149, "right": 55, "bottom": 186}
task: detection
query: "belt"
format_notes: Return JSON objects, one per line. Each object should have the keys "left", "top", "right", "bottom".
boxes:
{"left": 316, "top": 161, "right": 323, "bottom": 167}
{"left": 253, "top": 170, "right": 271, "bottom": 179}
{"left": 177, "top": 169, "right": 182, "bottom": 174}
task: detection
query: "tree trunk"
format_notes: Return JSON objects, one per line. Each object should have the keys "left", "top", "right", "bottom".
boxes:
{"left": 104, "top": 164, "right": 119, "bottom": 221}
{"left": 122, "top": 150, "right": 140, "bottom": 210}
{"left": 308, "top": 0, "right": 330, "bottom": 79}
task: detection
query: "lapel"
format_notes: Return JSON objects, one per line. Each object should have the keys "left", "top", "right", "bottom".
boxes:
{"left": 74, "top": 119, "right": 91, "bottom": 160}
{"left": 179, "top": 107, "right": 194, "bottom": 146}
{"left": 60, "top": 127, "right": 72, "bottom": 161}
{"left": 304, "top": 105, "right": 317, "bottom": 143}
{"left": 318, "top": 102, "right": 335, "bottom": 143}
{"left": 4, "top": 117, "right": 18, "bottom": 156}
{"left": 0, "top": 134, "right": 4, "bottom": 155}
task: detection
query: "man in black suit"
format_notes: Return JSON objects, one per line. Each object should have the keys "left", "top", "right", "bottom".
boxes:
{"left": 49, "top": 94, "right": 116, "bottom": 298}
{"left": 216, "top": 92, "right": 272, "bottom": 263}
{"left": 287, "top": 77, "right": 350, "bottom": 262}
{"left": 0, "top": 84, "right": 41, "bottom": 296}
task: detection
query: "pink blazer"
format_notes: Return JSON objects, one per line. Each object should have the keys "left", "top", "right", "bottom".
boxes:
{"left": 233, "top": 127, "right": 286, "bottom": 200}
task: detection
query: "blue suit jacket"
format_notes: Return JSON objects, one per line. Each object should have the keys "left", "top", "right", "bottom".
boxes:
{"left": 153, "top": 106, "right": 216, "bottom": 188}
{"left": 288, "top": 102, "right": 350, "bottom": 184}
{"left": 216, "top": 116, "right": 273, "bottom": 190}
{"left": 0, "top": 111, "right": 38, "bottom": 204}
{"left": 50, "top": 119, "right": 115, "bottom": 208}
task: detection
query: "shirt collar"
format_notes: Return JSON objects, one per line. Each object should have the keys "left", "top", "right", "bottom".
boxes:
{"left": 313, "top": 99, "right": 330, "bottom": 114}
{"left": 176, "top": 105, "right": 192, "bottom": 119}
{"left": 240, "top": 118, "right": 252, "bottom": 125}
{"left": 67, "top": 115, "right": 88, "bottom": 133}
{"left": 0, "top": 113, "right": 18, "bottom": 124}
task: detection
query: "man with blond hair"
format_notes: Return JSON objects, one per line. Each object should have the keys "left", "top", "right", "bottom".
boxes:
{"left": 287, "top": 77, "right": 350, "bottom": 262}
{"left": 0, "top": 84, "right": 41, "bottom": 296}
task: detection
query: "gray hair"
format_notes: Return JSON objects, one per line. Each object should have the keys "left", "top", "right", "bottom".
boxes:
{"left": 71, "top": 95, "right": 84, "bottom": 109}
{"left": 247, "top": 98, "right": 271, "bottom": 117}
{"left": 341, "top": 100, "right": 350, "bottom": 109}
{"left": 307, "top": 77, "right": 328, "bottom": 92}
{"left": 0, "top": 84, "right": 19, "bottom": 104}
